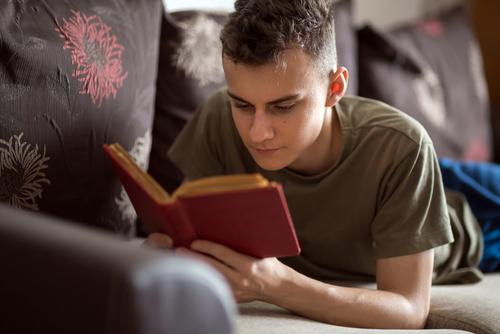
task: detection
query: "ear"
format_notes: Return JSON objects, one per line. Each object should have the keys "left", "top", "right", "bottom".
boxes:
{"left": 325, "top": 66, "right": 349, "bottom": 107}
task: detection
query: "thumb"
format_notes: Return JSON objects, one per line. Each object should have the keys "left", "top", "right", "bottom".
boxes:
{"left": 143, "top": 232, "right": 173, "bottom": 249}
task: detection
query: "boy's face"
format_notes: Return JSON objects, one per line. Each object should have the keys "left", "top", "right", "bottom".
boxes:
{"left": 223, "top": 49, "right": 343, "bottom": 173}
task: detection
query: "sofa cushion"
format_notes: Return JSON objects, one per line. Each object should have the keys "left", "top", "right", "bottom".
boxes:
{"left": 0, "top": 0, "right": 162, "bottom": 236}
{"left": 238, "top": 301, "right": 471, "bottom": 333}
{"left": 427, "top": 273, "right": 500, "bottom": 334}
{"left": 358, "top": 7, "right": 491, "bottom": 161}
{"left": 237, "top": 274, "right": 500, "bottom": 333}
{"left": 149, "top": 0, "right": 358, "bottom": 194}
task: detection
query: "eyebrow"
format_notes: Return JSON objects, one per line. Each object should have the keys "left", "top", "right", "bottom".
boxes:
{"left": 227, "top": 91, "right": 300, "bottom": 105}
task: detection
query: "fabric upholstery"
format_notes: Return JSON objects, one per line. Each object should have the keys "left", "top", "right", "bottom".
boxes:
{"left": 333, "top": 0, "right": 358, "bottom": 96}
{"left": 238, "top": 301, "right": 472, "bottom": 334}
{"left": 358, "top": 7, "right": 491, "bottom": 162}
{"left": 237, "top": 274, "right": 500, "bottom": 334}
{"left": 149, "top": 10, "right": 228, "bottom": 193}
{"left": 0, "top": 0, "right": 163, "bottom": 236}
{"left": 427, "top": 273, "right": 500, "bottom": 333}
{"left": 0, "top": 203, "right": 236, "bottom": 334}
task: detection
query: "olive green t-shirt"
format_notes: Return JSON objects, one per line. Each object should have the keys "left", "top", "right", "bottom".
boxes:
{"left": 168, "top": 90, "right": 482, "bottom": 283}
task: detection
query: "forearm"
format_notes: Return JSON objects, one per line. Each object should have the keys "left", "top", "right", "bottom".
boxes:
{"left": 265, "top": 269, "right": 427, "bottom": 329}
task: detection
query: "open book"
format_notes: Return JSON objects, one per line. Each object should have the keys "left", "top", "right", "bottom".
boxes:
{"left": 103, "top": 143, "right": 301, "bottom": 258}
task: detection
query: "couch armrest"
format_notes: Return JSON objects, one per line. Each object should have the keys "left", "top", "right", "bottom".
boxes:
{"left": 0, "top": 204, "right": 235, "bottom": 334}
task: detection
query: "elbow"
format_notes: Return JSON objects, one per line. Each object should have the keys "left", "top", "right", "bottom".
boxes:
{"left": 414, "top": 308, "right": 430, "bottom": 329}
{"left": 405, "top": 314, "right": 428, "bottom": 330}
{"left": 385, "top": 296, "right": 429, "bottom": 329}
{"left": 403, "top": 301, "right": 429, "bottom": 329}
{"left": 414, "top": 296, "right": 431, "bottom": 329}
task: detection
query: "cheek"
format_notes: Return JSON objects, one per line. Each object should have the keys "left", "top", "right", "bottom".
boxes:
{"left": 231, "top": 111, "right": 250, "bottom": 139}
{"left": 282, "top": 113, "right": 311, "bottom": 144}
{"left": 292, "top": 105, "right": 324, "bottom": 142}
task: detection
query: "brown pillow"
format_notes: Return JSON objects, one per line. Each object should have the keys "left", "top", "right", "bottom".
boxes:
{"left": 0, "top": 0, "right": 163, "bottom": 237}
{"left": 358, "top": 7, "right": 491, "bottom": 161}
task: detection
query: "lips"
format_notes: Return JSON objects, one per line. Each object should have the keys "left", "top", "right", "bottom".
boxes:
{"left": 252, "top": 147, "right": 282, "bottom": 158}
{"left": 255, "top": 148, "right": 279, "bottom": 151}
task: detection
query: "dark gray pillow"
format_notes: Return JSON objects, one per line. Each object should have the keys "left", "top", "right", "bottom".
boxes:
{"left": 358, "top": 7, "right": 491, "bottom": 161}
{"left": 0, "top": 0, "right": 163, "bottom": 236}
{"left": 334, "top": 0, "right": 358, "bottom": 96}
{"left": 149, "top": 10, "right": 229, "bottom": 193}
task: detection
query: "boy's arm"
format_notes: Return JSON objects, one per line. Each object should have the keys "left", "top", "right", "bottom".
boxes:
{"left": 271, "top": 250, "right": 433, "bottom": 329}
{"left": 182, "top": 240, "right": 433, "bottom": 330}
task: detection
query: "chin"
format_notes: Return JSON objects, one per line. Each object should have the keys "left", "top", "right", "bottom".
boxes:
{"left": 252, "top": 156, "right": 289, "bottom": 171}
{"left": 256, "top": 163, "right": 285, "bottom": 171}
{"left": 246, "top": 146, "right": 293, "bottom": 171}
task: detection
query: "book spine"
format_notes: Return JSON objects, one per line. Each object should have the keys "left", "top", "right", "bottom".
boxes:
{"left": 163, "top": 202, "right": 197, "bottom": 248}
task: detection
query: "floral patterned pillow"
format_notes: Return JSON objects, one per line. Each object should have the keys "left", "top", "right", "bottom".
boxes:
{"left": 0, "top": 0, "right": 163, "bottom": 237}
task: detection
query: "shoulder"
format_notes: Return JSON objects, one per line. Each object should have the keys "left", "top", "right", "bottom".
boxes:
{"left": 201, "top": 88, "right": 231, "bottom": 118}
{"left": 189, "top": 88, "right": 233, "bottom": 135}
{"left": 338, "top": 96, "right": 432, "bottom": 148}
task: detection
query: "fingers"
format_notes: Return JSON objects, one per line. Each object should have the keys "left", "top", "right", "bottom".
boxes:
{"left": 190, "top": 240, "right": 252, "bottom": 270}
{"left": 176, "top": 248, "right": 259, "bottom": 303}
{"left": 142, "top": 232, "right": 173, "bottom": 249}
{"left": 176, "top": 247, "right": 241, "bottom": 281}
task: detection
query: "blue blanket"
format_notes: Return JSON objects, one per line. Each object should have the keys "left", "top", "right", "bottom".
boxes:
{"left": 439, "top": 158, "right": 500, "bottom": 272}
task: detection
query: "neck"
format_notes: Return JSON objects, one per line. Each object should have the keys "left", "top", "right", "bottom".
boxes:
{"left": 289, "top": 106, "right": 341, "bottom": 176}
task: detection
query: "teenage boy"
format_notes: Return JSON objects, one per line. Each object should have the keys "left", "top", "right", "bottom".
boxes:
{"left": 145, "top": 0, "right": 476, "bottom": 329}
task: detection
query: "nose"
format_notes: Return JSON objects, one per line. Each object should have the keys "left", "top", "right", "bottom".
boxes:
{"left": 249, "top": 109, "right": 275, "bottom": 144}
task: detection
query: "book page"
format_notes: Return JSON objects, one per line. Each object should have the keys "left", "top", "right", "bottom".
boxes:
{"left": 172, "top": 173, "right": 270, "bottom": 199}
{"left": 107, "top": 143, "right": 171, "bottom": 203}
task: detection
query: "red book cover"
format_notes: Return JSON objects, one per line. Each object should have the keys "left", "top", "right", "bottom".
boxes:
{"left": 103, "top": 143, "right": 301, "bottom": 258}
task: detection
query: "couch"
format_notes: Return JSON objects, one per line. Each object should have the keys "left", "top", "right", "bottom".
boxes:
{"left": 236, "top": 276, "right": 500, "bottom": 334}
{"left": 0, "top": 204, "right": 235, "bottom": 334}
{"left": 1, "top": 0, "right": 499, "bottom": 333}
{"left": 3, "top": 204, "right": 499, "bottom": 334}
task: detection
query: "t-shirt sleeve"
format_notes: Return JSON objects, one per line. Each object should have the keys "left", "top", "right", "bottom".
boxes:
{"left": 371, "top": 140, "right": 454, "bottom": 259}
{"left": 167, "top": 92, "right": 226, "bottom": 180}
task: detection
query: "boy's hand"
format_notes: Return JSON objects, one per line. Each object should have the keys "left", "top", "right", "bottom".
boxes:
{"left": 177, "top": 240, "right": 293, "bottom": 303}
{"left": 142, "top": 232, "right": 173, "bottom": 250}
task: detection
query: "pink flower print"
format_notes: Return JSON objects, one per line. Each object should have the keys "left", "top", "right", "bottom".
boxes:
{"left": 56, "top": 10, "right": 128, "bottom": 107}
{"left": 418, "top": 19, "right": 444, "bottom": 38}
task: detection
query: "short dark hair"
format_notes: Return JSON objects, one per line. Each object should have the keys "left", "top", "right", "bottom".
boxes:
{"left": 220, "top": 0, "right": 337, "bottom": 76}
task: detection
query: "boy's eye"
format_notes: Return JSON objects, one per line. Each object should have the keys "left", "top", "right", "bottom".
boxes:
{"left": 273, "top": 104, "right": 295, "bottom": 112}
{"left": 234, "top": 103, "right": 254, "bottom": 113}
{"left": 235, "top": 104, "right": 253, "bottom": 111}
